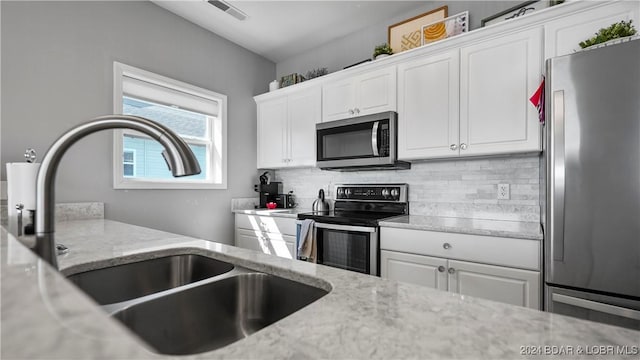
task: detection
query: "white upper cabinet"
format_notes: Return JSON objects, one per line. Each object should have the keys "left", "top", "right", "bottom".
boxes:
{"left": 459, "top": 27, "right": 543, "bottom": 156}
{"left": 545, "top": 1, "right": 640, "bottom": 59}
{"left": 322, "top": 66, "right": 396, "bottom": 122}
{"left": 397, "top": 49, "right": 460, "bottom": 160}
{"left": 257, "top": 97, "right": 288, "bottom": 169}
{"left": 257, "top": 86, "right": 321, "bottom": 169}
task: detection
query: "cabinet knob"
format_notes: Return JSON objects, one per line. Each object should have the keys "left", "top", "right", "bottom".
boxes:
{"left": 348, "top": 109, "right": 355, "bottom": 115}
{"left": 460, "top": 143, "right": 468, "bottom": 150}
{"left": 438, "top": 265, "right": 446, "bottom": 273}
{"left": 443, "top": 242, "right": 452, "bottom": 250}
{"left": 355, "top": 108, "right": 360, "bottom": 114}
{"left": 448, "top": 267, "right": 456, "bottom": 274}
{"left": 450, "top": 144, "right": 458, "bottom": 151}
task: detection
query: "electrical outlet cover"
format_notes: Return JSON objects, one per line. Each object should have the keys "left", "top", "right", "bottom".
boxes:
{"left": 497, "top": 183, "right": 510, "bottom": 200}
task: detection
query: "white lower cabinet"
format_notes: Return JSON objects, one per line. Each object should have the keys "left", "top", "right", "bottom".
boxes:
{"left": 234, "top": 214, "right": 297, "bottom": 259}
{"left": 380, "top": 227, "right": 541, "bottom": 309}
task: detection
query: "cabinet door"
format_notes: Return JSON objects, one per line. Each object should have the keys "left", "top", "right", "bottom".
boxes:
{"left": 287, "top": 87, "right": 321, "bottom": 167}
{"left": 381, "top": 250, "right": 448, "bottom": 291}
{"left": 448, "top": 259, "right": 540, "bottom": 309}
{"left": 460, "top": 28, "right": 542, "bottom": 156}
{"left": 257, "top": 97, "right": 288, "bottom": 168}
{"left": 322, "top": 78, "right": 356, "bottom": 122}
{"left": 235, "top": 228, "right": 265, "bottom": 253}
{"left": 545, "top": 2, "right": 639, "bottom": 58}
{"left": 397, "top": 50, "right": 459, "bottom": 160}
{"left": 356, "top": 66, "right": 397, "bottom": 116}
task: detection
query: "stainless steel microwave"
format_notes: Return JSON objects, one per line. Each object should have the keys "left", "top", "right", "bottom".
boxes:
{"left": 316, "top": 111, "right": 410, "bottom": 171}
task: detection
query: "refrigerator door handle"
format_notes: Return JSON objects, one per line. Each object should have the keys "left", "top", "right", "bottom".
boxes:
{"left": 552, "top": 293, "right": 640, "bottom": 320}
{"left": 551, "top": 90, "right": 566, "bottom": 261}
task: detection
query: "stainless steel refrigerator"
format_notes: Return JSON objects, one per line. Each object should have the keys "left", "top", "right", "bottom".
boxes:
{"left": 544, "top": 38, "right": 640, "bottom": 330}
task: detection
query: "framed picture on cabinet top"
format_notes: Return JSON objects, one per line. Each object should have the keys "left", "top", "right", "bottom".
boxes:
{"left": 481, "top": 0, "right": 564, "bottom": 27}
{"left": 388, "top": 6, "right": 448, "bottom": 53}
{"left": 421, "top": 11, "right": 469, "bottom": 45}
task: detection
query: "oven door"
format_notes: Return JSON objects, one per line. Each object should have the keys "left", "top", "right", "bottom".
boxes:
{"left": 314, "top": 222, "right": 378, "bottom": 276}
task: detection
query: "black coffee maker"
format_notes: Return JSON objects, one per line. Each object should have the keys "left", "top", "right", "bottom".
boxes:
{"left": 259, "top": 182, "right": 282, "bottom": 208}
{"left": 256, "top": 171, "right": 282, "bottom": 208}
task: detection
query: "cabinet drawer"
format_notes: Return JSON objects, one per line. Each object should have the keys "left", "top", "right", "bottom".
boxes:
{"left": 235, "top": 213, "right": 297, "bottom": 236}
{"left": 235, "top": 228, "right": 296, "bottom": 259}
{"left": 380, "top": 227, "right": 540, "bottom": 271}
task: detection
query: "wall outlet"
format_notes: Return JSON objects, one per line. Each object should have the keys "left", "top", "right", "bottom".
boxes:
{"left": 497, "top": 183, "right": 510, "bottom": 200}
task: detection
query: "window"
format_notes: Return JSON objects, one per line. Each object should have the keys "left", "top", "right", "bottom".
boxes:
{"left": 113, "top": 62, "right": 227, "bottom": 189}
{"left": 123, "top": 149, "right": 136, "bottom": 177}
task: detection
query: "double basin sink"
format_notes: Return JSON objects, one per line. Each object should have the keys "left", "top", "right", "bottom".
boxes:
{"left": 66, "top": 254, "right": 328, "bottom": 355}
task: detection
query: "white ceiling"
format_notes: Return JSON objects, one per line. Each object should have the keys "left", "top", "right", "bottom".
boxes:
{"left": 151, "top": 1, "right": 426, "bottom": 63}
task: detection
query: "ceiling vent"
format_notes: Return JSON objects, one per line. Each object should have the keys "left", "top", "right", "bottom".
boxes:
{"left": 207, "top": 0, "right": 247, "bottom": 21}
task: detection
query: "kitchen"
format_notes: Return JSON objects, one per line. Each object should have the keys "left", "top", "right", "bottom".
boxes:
{"left": 1, "top": 0, "right": 639, "bottom": 358}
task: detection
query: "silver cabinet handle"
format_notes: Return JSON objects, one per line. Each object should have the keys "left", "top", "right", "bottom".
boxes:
{"left": 450, "top": 144, "right": 457, "bottom": 151}
{"left": 348, "top": 109, "right": 354, "bottom": 115}
{"left": 448, "top": 267, "right": 456, "bottom": 274}
{"left": 438, "top": 266, "right": 446, "bottom": 273}
{"left": 460, "top": 143, "right": 468, "bottom": 150}
{"left": 443, "top": 243, "right": 452, "bottom": 250}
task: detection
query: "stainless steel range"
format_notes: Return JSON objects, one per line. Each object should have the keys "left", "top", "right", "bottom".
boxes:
{"left": 297, "top": 184, "right": 408, "bottom": 276}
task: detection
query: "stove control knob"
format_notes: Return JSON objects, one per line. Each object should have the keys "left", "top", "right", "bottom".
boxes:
{"left": 390, "top": 188, "right": 399, "bottom": 198}
{"left": 381, "top": 188, "right": 390, "bottom": 197}
{"left": 337, "top": 188, "right": 344, "bottom": 198}
{"left": 345, "top": 188, "right": 352, "bottom": 197}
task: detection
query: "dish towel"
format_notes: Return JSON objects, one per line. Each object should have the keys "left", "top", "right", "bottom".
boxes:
{"left": 297, "top": 219, "right": 317, "bottom": 263}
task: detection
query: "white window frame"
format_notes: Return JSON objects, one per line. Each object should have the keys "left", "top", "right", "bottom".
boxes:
{"left": 123, "top": 148, "right": 136, "bottom": 177}
{"left": 113, "top": 62, "right": 227, "bottom": 189}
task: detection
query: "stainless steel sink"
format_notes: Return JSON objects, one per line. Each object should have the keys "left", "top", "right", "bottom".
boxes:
{"left": 67, "top": 254, "right": 234, "bottom": 305}
{"left": 112, "top": 273, "right": 328, "bottom": 355}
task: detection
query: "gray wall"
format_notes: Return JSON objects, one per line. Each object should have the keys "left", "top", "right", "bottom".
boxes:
{"left": 1, "top": 1, "right": 275, "bottom": 244}
{"left": 276, "top": 1, "right": 522, "bottom": 78}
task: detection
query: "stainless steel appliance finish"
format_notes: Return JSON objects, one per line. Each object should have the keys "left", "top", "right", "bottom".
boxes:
{"left": 311, "top": 189, "right": 330, "bottom": 213}
{"left": 35, "top": 115, "right": 201, "bottom": 269}
{"left": 67, "top": 254, "right": 234, "bottom": 305}
{"left": 113, "top": 273, "right": 328, "bottom": 355}
{"left": 316, "top": 111, "right": 410, "bottom": 171}
{"left": 545, "top": 39, "right": 640, "bottom": 329}
{"left": 297, "top": 184, "right": 408, "bottom": 276}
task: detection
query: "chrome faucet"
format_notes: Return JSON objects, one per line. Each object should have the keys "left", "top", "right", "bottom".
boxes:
{"left": 34, "top": 115, "right": 201, "bottom": 269}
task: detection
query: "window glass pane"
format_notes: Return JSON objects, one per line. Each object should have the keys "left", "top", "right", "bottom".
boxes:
{"left": 123, "top": 151, "right": 134, "bottom": 163}
{"left": 123, "top": 164, "right": 134, "bottom": 177}
{"left": 123, "top": 134, "right": 206, "bottom": 180}
{"left": 123, "top": 96, "right": 208, "bottom": 139}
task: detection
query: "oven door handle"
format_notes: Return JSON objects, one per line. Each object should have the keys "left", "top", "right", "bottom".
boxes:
{"left": 371, "top": 121, "right": 379, "bottom": 157}
{"left": 314, "top": 222, "right": 377, "bottom": 233}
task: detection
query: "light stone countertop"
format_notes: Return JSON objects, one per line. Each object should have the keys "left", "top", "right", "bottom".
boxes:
{"left": 2, "top": 219, "right": 639, "bottom": 359}
{"left": 379, "top": 215, "right": 543, "bottom": 240}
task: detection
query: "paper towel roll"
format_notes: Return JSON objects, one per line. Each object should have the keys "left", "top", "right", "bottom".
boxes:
{"left": 6, "top": 162, "right": 40, "bottom": 213}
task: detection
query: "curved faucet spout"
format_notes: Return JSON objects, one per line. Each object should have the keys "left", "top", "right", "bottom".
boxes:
{"left": 34, "top": 115, "right": 201, "bottom": 269}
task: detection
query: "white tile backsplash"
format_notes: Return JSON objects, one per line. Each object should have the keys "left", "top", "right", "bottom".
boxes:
{"left": 274, "top": 155, "right": 541, "bottom": 222}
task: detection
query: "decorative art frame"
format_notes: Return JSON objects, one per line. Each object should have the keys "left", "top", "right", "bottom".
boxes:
{"left": 421, "top": 11, "right": 469, "bottom": 45}
{"left": 481, "top": 1, "right": 562, "bottom": 27}
{"left": 388, "top": 6, "right": 448, "bottom": 53}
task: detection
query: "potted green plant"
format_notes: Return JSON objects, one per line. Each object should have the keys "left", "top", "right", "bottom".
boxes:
{"left": 579, "top": 20, "right": 637, "bottom": 48}
{"left": 373, "top": 43, "right": 393, "bottom": 60}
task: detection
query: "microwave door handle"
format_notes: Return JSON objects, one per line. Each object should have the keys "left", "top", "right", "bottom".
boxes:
{"left": 371, "top": 121, "right": 379, "bottom": 156}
